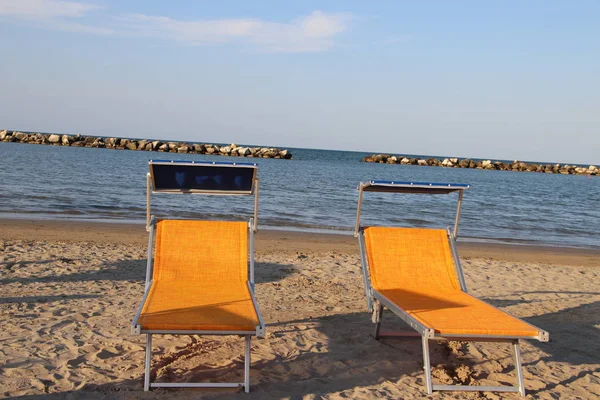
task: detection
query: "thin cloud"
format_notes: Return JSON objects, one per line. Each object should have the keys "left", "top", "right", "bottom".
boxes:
{"left": 0, "top": 0, "right": 98, "bottom": 19}
{"left": 51, "top": 20, "right": 116, "bottom": 35}
{"left": 0, "top": 0, "right": 351, "bottom": 53}
{"left": 119, "top": 10, "right": 352, "bottom": 52}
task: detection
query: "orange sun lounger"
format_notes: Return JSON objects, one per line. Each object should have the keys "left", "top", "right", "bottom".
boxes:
{"left": 354, "top": 181, "right": 549, "bottom": 396}
{"left": 132, "top": 160, "right": 265, "bottom": 392}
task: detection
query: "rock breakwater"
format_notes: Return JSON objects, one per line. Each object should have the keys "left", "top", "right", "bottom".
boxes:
{"left": 0, "top": 129, "right": 293, "bottom": 159}
{"left": 362, "top": 154, "right": 598, "bottom": 176}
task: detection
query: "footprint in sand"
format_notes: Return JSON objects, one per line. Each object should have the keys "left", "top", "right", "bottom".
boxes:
{"left": 96, "top": 348, "right": 120, "bottom": 360}
{"left": 67, "top": 354, "right": 87, "bottom": 368}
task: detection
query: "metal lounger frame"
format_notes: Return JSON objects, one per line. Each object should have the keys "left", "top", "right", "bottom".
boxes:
{"left": 358, "top": 228, "right": 549, "bottom": 396}
{"left": 132, "top": 218, "right": 265, "bottom": 392}
{"left": 354, "top": 181, "right": 549, "bottom": 397}
{"left": 133, "top": 162, "right": 264, "bottom": 392}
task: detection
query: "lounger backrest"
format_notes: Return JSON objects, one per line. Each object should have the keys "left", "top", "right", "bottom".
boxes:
{"left": 363, "top": 227, "right": 461, "bottom": 292}
{"left": 153, "top": 220, "right": 248, "bottom": 284}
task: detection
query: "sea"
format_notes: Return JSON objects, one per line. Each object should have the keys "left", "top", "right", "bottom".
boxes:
{"left": 1, "top": 142, "right": 598, "bottom": 249}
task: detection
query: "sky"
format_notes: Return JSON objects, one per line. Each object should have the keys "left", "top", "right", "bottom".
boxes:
{"left": 0, "top": 0, "right": 599, "bottom": 164}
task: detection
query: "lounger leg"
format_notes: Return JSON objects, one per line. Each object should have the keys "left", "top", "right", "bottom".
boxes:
{"left": 372, "top": 302, "right": 383, "bottom": 339}
{"left": 513, "top": 340, "right": 526, "bottom": 397}
{"left": 144, "top": 334, "right": 152, "bottom": 391}
{"left": 244, "top": 336, "right": 251, "bottom": 393}
{"left": 422, "top": 335, "right": 433, "bottom": 395}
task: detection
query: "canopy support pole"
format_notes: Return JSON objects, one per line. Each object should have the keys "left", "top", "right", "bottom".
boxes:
{"left": 453, "top": 190, "right": 464, "bottom": 238}
{"left": 253, "top": 179, "right": 259, "bottom": 232}
{"left": 146, "top": 173, "right": 152, "bottom": 232}
{"left": 354, "top": 184, "right": 365, "bottom": 237}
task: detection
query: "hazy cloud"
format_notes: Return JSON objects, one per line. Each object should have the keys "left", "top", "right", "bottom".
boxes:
{"left": 118, "top": 10, "right": 351, "bottom": 52}
{"left": 0, "top": 1, "right": 351, "bottom": 53}
{"left": 0, "top": 0, "right": 98, "bottom": 19}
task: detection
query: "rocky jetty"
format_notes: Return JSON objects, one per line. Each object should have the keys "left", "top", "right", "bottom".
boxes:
{"left": 0, "top": 129, "right": 293, "bottom": 159}
{"left": 362, "top": 154, "right": 598, "bottom": 176}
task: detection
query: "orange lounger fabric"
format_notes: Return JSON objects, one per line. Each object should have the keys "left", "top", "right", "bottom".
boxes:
{"left": 364, "top": 227, "right": 538, "bottom": 337}
{"left": 138, "top": 220, "right": 259, "bottom": 332}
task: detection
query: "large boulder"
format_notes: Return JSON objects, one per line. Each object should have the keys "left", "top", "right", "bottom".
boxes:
{"left": 167, "top": 142, "right": 178, "bottom": 151}
{"left": 280, "top": 149, "right": 292, "bottom": 159}
{"left": 48, "top": 134, "right": 61, "bottom": 143}
{"left": 220, "top": 146, "right": 231, "bottom": 154}
{"left": 61, "top": 135, "right": 73, "bottom": 145}
{"left": 14, "top": 132, "right": 28, "bottom": 141}
{"left": 137, "top": 140, "right": 149, "bottom": 150}
{"left": 125, "top": 142, "right": 137, "bottom": 150}
{"left": 30, "top": 133, "right": 44, "bottom": 143}
{"left": 151, "top": 140, "right": 162, "bottom": 150}
{"left": 104, "top": 137, "right": 117, "bottom": 148}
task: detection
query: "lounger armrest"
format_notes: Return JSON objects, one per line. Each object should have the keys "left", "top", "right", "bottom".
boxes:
{"left": 247, "top": 281, "right": 265, "bottom": 338}
{"left": 132, "top": 281, "right": 153, "bottom": 335}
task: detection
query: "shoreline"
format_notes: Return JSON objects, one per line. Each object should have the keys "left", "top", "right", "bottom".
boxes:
{"left": 1, "top": 218, "right": 598, "bottom": 267}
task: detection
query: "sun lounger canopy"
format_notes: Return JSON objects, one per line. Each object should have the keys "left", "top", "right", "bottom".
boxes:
{"left": 146, "top": 160, "right": 260, "bottom": 232}
{"left": 149, "top": 160, "right": 258, "bottom": 194}
{"left": 362, "top": 180, "right": 470, "bottom": 195}
{"left": 355, "top": 181, "right": 470, "bottom": 237}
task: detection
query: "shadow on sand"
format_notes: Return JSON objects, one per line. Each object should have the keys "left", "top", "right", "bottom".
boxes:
{"left": 5, "top": 273, "right": 599, "bottom": 398}
{"left": 9, "top": 298, "right": 600, "bottom": 399}
{"left": 0, "top": 259, "right": 294, "bottom": 286}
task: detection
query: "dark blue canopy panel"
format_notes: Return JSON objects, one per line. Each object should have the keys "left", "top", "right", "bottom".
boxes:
{"left": 149, "top": 160, "right": 257, "bottom": 194}
{"left": 362, "top": 180, "right": 470, "bottom": 194}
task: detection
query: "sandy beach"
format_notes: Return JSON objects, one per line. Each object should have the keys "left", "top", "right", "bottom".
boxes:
{"left": 1, "top": 219, "right": 599, "bottom": 399}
